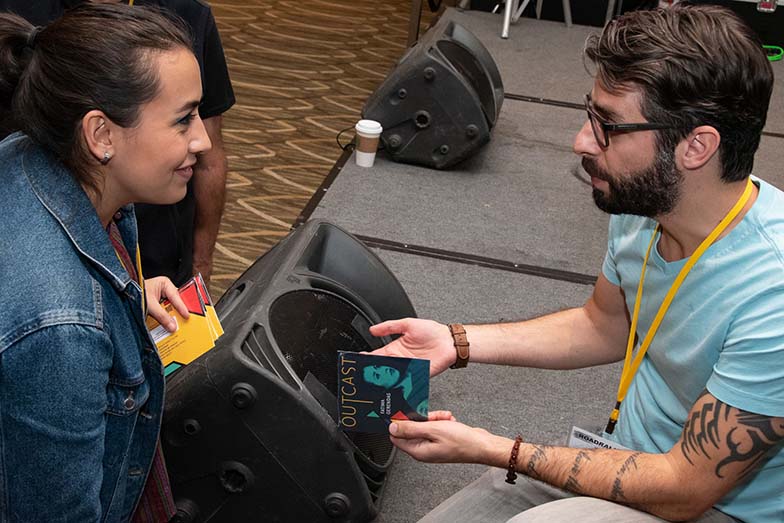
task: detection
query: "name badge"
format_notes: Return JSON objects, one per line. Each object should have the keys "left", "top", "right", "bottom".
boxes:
{"left": 568, "top": 426, "right": 629, "bottom": 450}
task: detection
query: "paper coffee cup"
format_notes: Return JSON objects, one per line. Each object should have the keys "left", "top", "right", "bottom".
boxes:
{"left": 355, "top": 119, "right": 382, "bottom": 168}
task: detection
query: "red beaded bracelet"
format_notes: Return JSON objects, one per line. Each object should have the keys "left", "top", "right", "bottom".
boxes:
{"left": 505, "top": 434, "right": 523, "bottom": 484}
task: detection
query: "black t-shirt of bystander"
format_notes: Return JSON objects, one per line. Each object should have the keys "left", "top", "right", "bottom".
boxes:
{"left": 133, "top": 0, "right": 235, "bottom": 286}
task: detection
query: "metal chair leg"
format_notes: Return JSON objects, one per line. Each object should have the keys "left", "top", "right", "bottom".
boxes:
{"left": 504, "top": 0, "right": 571, "bottom": 39}
{"left": 605, "top": 0, "right": 617, "bottom": 25}
{"left": 502, "top": 0, "right": 516, "bottom": 38}
{"left": 512, "top": 0, "right": 532, "bottom": 23}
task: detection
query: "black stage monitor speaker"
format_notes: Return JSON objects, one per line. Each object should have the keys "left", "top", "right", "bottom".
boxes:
{"left": 363, "top": 16, "right": 504, "bottom": 169}
{"left": 162, "top": 219, "right": 416, "bottom": 523}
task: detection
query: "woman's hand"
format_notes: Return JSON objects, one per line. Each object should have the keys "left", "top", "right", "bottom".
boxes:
{"left": 144, "top": 276, "right": 189, "bottom": 332}
{"left": 369, "top": 318, "right": 456, "bottom": 377}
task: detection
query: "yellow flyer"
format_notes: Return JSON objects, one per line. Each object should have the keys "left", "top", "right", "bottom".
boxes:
{"left": 146, "top": 276, "right": 223, "bottom": 376}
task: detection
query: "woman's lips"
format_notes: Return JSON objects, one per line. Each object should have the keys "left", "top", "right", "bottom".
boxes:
{"left": 175, "top": 166, "right": 193, "bottom": 180}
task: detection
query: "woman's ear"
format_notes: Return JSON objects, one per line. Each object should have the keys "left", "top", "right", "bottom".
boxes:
{"left": 681, "top": 125, "right": 720, "bottom": 171}
{"left": 81, "top": 110, "right": 114, "bottom": 165}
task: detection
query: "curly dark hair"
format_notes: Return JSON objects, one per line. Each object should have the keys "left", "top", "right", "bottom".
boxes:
{"left": 584, "top": 4, "right": 773, "bottom": 182}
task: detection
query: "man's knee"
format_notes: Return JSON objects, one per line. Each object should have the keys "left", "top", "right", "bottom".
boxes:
{"left": 506, "top": 497, "right": 667, "bottom": 523}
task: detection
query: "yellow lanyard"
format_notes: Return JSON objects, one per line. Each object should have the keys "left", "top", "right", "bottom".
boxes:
{"left": 605, "top": 178, "right": 754, "bottom": 434}
{"left": 135, "top": 246, "right": 146, "bottom": 316}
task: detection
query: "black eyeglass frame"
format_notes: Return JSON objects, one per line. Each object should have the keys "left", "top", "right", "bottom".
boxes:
{"left": 584, "top": 94, "right": 674, "bottom": 148}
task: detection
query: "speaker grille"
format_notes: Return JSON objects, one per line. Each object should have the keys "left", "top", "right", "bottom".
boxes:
{"left": 269, "top": 290, "right": 395, "bottom": 467}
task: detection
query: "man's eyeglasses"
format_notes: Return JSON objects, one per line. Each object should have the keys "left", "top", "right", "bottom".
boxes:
{"left": 584, "top": 94, "right": 673, "bottom": 148}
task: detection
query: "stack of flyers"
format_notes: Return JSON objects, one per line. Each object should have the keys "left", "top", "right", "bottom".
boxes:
{"left": 145, "top": 273, "right": 224, "bottom": 376}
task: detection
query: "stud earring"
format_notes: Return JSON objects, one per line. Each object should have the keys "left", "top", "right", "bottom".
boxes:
{"left": 100, "top": 151, "right": 112, "bottom": 165}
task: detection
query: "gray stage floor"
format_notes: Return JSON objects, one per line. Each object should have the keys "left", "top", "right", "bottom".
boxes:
{"left": 313, "top": 103, "right": 609, "bottom": 277}
{"left": 311, "top": 7, "right": 784, "bottom": 522}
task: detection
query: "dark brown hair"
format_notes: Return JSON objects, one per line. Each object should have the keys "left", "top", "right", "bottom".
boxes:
{"left": 584, "top": 4, "right": 773, "bottom": 182}
{"left": 0, "top": 3, "right": 192, "bottom": 190}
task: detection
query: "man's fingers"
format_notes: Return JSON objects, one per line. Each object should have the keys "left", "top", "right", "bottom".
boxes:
{"left": 428, "top": 410, "right": 456, "bottom": 422}
{"left": 369, "top": 318, "right": 408, "bottom": 337}
{"left": 390, "top": 434, "right": 428, "bottom": 458}
{"left": 389, "top": 419, "right": 432, "bottom": 440}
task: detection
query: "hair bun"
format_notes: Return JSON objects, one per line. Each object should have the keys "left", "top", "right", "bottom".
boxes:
{"left": 0, "top": 14, "right": 37, "bottom": 121}
{"left": 25, "top": 27, "right": 41, "bottom": 50}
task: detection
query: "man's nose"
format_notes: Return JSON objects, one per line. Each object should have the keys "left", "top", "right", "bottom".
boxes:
{"left": 573, "top": 120, "right": 600, "bottom": 156}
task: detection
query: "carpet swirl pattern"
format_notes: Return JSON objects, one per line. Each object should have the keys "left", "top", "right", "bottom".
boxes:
{"left": 209, "top": 0, "right": 436, "bottom": 297}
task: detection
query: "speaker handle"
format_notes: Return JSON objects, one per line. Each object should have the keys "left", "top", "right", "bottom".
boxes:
{"left": 217, "top": 282, "right": 248, "bottom": 321}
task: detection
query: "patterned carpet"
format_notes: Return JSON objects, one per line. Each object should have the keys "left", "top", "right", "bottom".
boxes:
{"left": 208, "top": 0, "right": 437, "bottom": 297}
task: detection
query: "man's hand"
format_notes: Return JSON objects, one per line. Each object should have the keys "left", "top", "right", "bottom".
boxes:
{"left": 391, "top": 391, "right": 783, "bottom": 521}
{"left": 145, "top": 276, "right": 190, "bottom": 332}
{"left": 388, "top": 416, "right": 505, "bottom": 464}
{"left": 427, "top": 410, "right": 458, "bottom": 422}
{"left": 369, "top": 318, "right": 455, "bottom": 376}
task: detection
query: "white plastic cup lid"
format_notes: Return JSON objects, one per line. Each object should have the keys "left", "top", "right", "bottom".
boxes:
{"left": 355, "top": 119, "right": 382, "bottom": 135}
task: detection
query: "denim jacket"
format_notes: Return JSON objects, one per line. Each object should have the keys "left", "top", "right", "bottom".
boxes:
{"left": 0, "top": 133, "right": 164, "bottom": 522}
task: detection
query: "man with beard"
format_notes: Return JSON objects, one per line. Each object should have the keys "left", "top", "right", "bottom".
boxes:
{"left": 368, "top": 5, "right": 783, "bottom": 523}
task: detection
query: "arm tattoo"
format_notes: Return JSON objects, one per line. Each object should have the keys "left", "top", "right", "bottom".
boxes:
{"left": 525, "top": 445, "right": 548, "bottom": 479}
{"left": 609, "top": 452, "right": 641, "bottom": 501}
{"left": 716, "top": 412, "right": 784, "bottom": 478}
{"left": 562, "top": 450, "right": 591, "bottom": 493}
{"left": 681, "top": 390, "right": 725, "bottom": 463}
{"left": 681, "top": 390, "right": 784, "bottom": 479}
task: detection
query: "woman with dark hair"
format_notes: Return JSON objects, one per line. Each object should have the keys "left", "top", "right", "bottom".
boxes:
{"left": 0, "top": 4, "right": 210, "bottom": 521}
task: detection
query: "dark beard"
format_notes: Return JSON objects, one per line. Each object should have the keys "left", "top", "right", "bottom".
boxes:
{"left": 582, "top": 149, "right": 682, "bottom": 218}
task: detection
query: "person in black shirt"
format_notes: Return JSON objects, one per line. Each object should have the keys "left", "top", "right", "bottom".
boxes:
{"left": 0, "top": 0, "right": 236, "bottom": 286}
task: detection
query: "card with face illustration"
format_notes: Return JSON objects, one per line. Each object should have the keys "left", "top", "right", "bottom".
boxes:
{"left": 337, "top": 351, "right": 429, "bottom": 433}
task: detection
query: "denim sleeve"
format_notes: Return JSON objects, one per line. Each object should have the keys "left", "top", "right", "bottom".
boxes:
{"left": 0, "top": 324, "right": 113, "bottom": 522}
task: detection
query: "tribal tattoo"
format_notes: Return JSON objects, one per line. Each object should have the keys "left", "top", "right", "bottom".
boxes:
{"left": 609, "top": 452, "right": 641, "bottom": 501}
{"left": 562, "top": 450, "right": 591, "bottom": 493}
{"left": 680, "top": 390, "right": 784, "bottom": 479}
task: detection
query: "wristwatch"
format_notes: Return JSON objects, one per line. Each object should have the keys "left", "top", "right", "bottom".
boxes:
{"left": 448, "top": 323, "right": 470, "bottom": 369}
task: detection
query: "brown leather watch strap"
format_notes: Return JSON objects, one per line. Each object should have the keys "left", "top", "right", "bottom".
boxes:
{"left": 448, "top": 323, "right": 470, "bottom": 369}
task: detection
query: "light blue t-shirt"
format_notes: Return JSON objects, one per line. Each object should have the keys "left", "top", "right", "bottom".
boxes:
{"left": 601, "top": 177, "right": 784, "bottom": 523}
